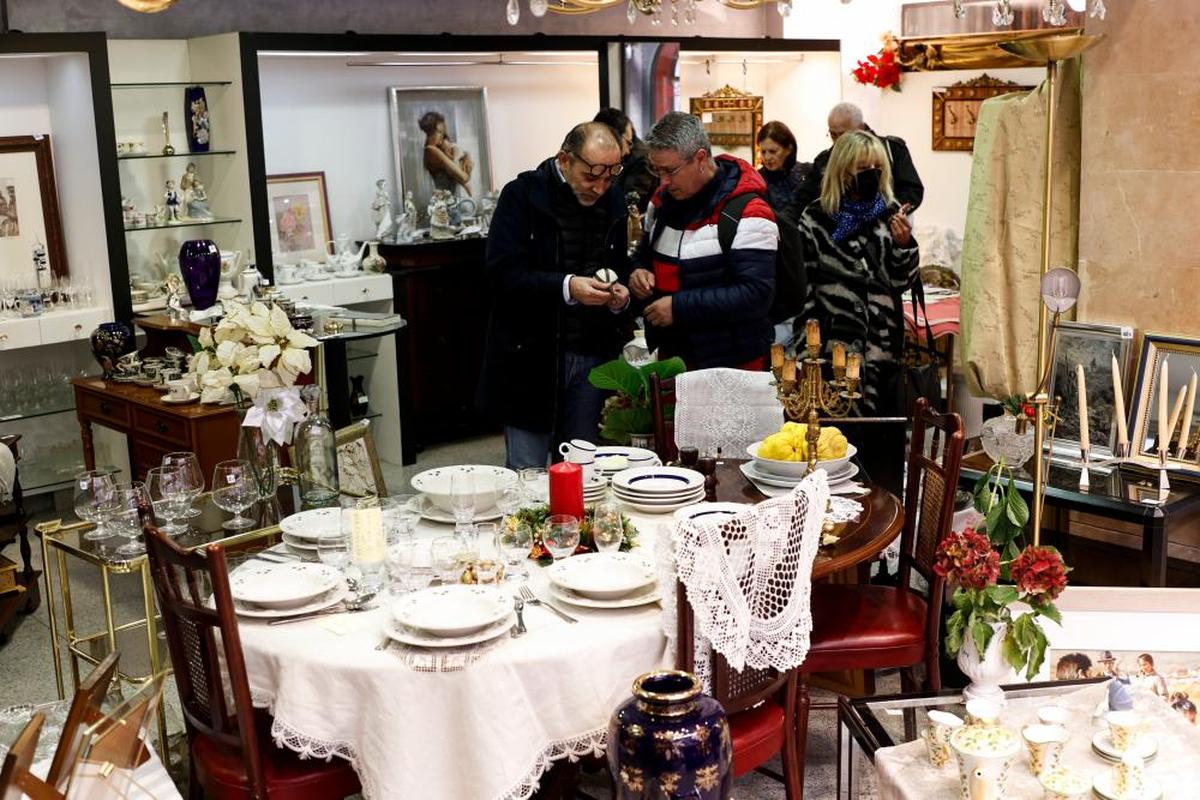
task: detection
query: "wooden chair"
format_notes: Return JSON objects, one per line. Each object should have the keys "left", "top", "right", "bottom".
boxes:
{"left": 649, "top": 373, "right": 677, "bottom": 463}
{"left": 45, "top": 650, "right": 121, "bottom": 791}
{"left": 0, "top": 713, "right": 60, "bottom": 800}
{"left": 145, "top": 527, "right": 361, "bottom": 800}
{"left": 794, "top": 397, "right": 965, "bottom": 793}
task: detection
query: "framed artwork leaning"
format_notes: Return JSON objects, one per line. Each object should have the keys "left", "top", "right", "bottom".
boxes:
{"left": 1128, "top": 333, "right": 1200, "bottom": 474}
{"left": 388, "top": 86, "right": 493, "bottom": 215}
{"left": 265, "top": 171, "right": 333, "bottom": 264}
{"left": 931, "top": 74, "right": 1033, "bottom": 151}
{"left": 336, "top": 419, "right": 386, "bottom": 500}
{"left": 1047, "top": 322, "right": 1134, "bottom": 460}
{"left": 0, "top": 135, "right": 68, "bottom": 281}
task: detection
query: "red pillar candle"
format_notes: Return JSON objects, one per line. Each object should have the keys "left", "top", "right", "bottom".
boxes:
{"left": 548, "top": 461, "right": 584, "bottom": 521}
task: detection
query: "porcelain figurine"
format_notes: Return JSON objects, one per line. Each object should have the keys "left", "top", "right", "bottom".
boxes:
{"left": 164, "top": 180, "right": 181, "bottom": 223}
{"left": 371, "top": 179, "right": 394, "bottom": 240}
{"left": 121, "top": 196, "right": 138, "bottom": 228}
{"left": 185, "top": 86, "right": 210, "bottom": 153}
{"left": 429, "top": 190, "right": 454, "bottom": 240}
{"left": 403, "top": 190, "right": 417, "bottom": 225}
{"left": 32, "top": 237, "right": 48, "bottom": 284}
{"left": 164, "top": 274, "right": 185, "bottom": 322}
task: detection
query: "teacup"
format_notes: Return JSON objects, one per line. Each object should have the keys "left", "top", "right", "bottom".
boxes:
{"left": 1036, "top": 706, "right": 1070, "bottom": 727}
{"left": 923, "top": 709, "right": 963, "bottom": 767}
{"left": 277, "top": 263, "right": 299, "bottom": 284}
{"left": 158, "top": 367, "right": 182, "bottom": 386}
{"left": 1022, "top": 723, "right": 1068, "bottom": 777}
{"left": 558, "top": 439, "right": 596, "bottom": 483}
{"left": 1039, "top": 766, "right": 1090, "bottom": 800}
{"left": 1113, "top": 753, "right": 1144, "bottom": 797}
{"left": 951, "top": 723, "right": 1020, "bottom": 800}
{"left": 1106, "top": 710, "right": 1141, "bottom": 753}
{"left": 965, "top": 698, "right": 1002, "bottom": 727}
{"left": 166, "top": 379, "right": 192, "bottom": 400}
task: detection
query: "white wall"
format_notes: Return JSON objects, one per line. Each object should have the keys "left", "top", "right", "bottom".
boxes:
{"left": 676, "top": 52, "right": 843, "bottom": 167}
{"left": 257, "top": 54, "right": 601, "bottom": 247}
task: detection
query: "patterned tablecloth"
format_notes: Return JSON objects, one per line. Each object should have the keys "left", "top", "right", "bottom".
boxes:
{"left": 874, "top": 681, "right": 1200, "bottom": 799}
{"left": 903, "top": 293, "right": 960, "bottom": 339}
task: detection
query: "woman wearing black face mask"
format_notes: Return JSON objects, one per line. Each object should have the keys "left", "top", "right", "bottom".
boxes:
{"left": 792, "top": 130, "right": 919, "bottom": 414}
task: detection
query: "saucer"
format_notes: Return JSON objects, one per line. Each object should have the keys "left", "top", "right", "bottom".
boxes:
{"left": 1091, "top": 731, "right": 1158, "bottom": 763}
{"left": 1092, "top": 771, "right": 1163, "bottom": 800}
{"left": 160, "top": 392, "right": 200, "bottom": 405}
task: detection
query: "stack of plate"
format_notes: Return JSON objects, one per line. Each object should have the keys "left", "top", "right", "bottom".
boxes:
{"left": 672, "top": 502, "right": 749, "bottom": 526}
{"left": 611, "top": 466, "right": 705, "bottom": 513}
{"left": 739, "top": 459, "right": 860, "bottom": 492}
{"left": 594, "top": 446, "right": 660, "bottom": 478}
{"left": 545, "top": 552, "right": 659, "bottom": 608}
{"left": 229, "top": 562, "right": 348, "bottom": 619}
{"left": 583, "top": 476, "right": 609, "bottom": 504}
{"left": 279, "top": 507, "right": 341, "bottom": 555}
{"left": 385, "top": 585, "right": 515, "bottom": 648}
{"left": 1090, "top": 730, "right": 1158, "bottom": 763}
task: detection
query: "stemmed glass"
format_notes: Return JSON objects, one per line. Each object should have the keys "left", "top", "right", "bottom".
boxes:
{"left": 518, "top": 468, "right": 548, "bottom": 505}
{"left": 591, "top": 500, "right": 624, "bottom": 554}
{"left": 317, "top": 530, "right": 351, "bottom": 574}
{"left": 147, "top": 466, "right": 191, "bottom": 536}
{"left": 111, "top": 481, "right": 151, "bottom": 556}
{"left": 74, "top": 469, "right": 117, "bottom": 542}
{"left": 543, "top": 515, "right": 581, "bottom": 561}
{"left": 382, "top": 493, "right": 423, "bottom": 544}
{"left": 496, "top": 476, "right": 523, "bottom": 524}
{"left": 449, "top": 472, "right": 477, "bottom": 528}
{"left": 385, "top": 538, "right": 431, "bottom": 598}
{"left": 498, "top": 522, "right": 533, "bottom": 582}
{"left": 430, "top": 536, "right": 463, "bottom": 585}
{"left": 162, "top": 452, "right": 203, "bottom": 518}
{"left": 472, "top": 522, "right": 502, "bottom": 585}
{"left": 210, "top": 460, "right": 258, "bottom": 530}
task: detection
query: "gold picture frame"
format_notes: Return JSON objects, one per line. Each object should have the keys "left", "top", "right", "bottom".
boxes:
{"left": 931, "top": 74, "right": 1033, "bottom": 151}
{"left": 1128, "top": 333, "right": 1200, "bottom": 475}
{"left": 688, "top": 85, "right": 764, "bottom": 164}
{"left": 335, "top": 419, "right": 387, "bottom": 499}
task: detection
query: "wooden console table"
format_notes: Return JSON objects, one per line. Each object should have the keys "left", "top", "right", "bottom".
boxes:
{"left": 71, "top": 378, "right": 240, "bottom": 486}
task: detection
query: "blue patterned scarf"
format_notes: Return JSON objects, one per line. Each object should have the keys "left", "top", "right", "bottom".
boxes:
{"left": 831, "top": 194, "right": 887, "bottom": 242}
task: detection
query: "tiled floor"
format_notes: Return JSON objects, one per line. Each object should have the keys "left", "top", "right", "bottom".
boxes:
{"left": 0, "top": 432, "right": 881, "bottom": 798}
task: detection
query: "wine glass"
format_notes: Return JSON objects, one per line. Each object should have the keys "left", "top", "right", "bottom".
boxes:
{"left": 147, "top": 466, "right": 191, "bottom": 536}
{"left": 498, "top": 522, "right": 533, "bottom": 582}
{"left": 591, "top": 500, "right": 624, "bottom": 554}
{"left": 449, "top": 472, "right": 477, "bottom": 529}
{"left": 317, "top": 530, "right": 351, "bottom": 574}
{"left": 210, "top": 460, "right": 258, "bottom": 530}
{"left": 162, "top": 451, "right": 203, "bottom": 518}
{"left": 496, "top": 476, "right": 523, "bottom": 522}
{"left": 518, "top": 468, "right": 548, "bottom": 505}
{"left": 385, "top": 538, "right": 432, "bottom": 597}
{"left": 111, "top": 481, "right": 151, "bottom": 557}
{"left": 430, "top": 536, "right": 463, "bottom": 585}
{"left": 74, "top": 469, "right": 117, "bottom": 542}
{"left": 382, "top": 493, "right": 420, "bottom": 544}
{"left": 543, "top": 515, "right": 580, "bottom": 561}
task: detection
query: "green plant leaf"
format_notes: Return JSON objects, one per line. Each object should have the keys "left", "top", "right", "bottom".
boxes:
{"left": 1002, "top": 628, "right": 1025, "bottom": 672}
{"left": 588, "top": 359, "right": 643, "bottom": 399}
{"left": 985, "top": 500, "right": 1006, "bottom": 543}
{"left": 971, "top": 618, "right": 994, "bottom": 658}
{"left": 1026, "top": 624, "right": 1049, "bottom": 680}
{"left": 945, "top": 609, "right": 965, "bottom": 658}
{"left": 186, "top": 334, "right": 201, "bottom": 353}
{"left": 1039, "top": 602, "right": 1063, "bottom": 626}
{"left": 987, "top": 585, "right": 1019, "bottom": 607}
{"left": 600, "top": 407, "right": 653, "bottom": 442}
{"left": 972, "top": 471, "right": 991, "bottom": 513}
{"left": 639, "top": 356, "right": 687, "bottom": 382}
{"left": 1005, "top": 481, "right": 1029, "bottom": 528}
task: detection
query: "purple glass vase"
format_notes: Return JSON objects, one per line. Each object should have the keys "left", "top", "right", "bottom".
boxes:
{"left": 179, "top": 239, "right": 220, "bottom": 310}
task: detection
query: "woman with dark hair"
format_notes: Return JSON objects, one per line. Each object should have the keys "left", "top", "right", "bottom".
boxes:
{"left": 419, "top": 110, "right": 474, "bottom": 197}
{"left": 756, "top": 120, "right": 811, "bottom": 212}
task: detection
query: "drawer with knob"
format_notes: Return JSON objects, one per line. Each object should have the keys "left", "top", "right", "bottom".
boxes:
{"left": 77, "top": 391, "right": 131, "bottom": 427}
{"left": 133, "top": 406, "right": 190, "bottom": 446}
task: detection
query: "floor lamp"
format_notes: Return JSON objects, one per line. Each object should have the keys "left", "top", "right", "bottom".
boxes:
{"left": 998, "top": 31, "right": 1102, "bottom": 546}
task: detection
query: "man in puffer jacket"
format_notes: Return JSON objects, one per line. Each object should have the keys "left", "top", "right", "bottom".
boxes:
{"left": 628, "top": 112, "right": 777, "bottom": 370}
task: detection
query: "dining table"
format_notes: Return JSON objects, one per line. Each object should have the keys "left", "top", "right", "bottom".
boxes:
{"left": 234, "top": 459, "right": 905, "bottom": 800}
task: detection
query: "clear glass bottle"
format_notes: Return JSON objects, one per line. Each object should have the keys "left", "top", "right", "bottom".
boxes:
{"left": 295, "top": 386, "right": 339, "bottom": 507}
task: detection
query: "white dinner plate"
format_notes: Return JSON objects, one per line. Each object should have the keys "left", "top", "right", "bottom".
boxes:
{"left": 1091, "top": 730, "right": 1158, "bottom": 763}
{"left": 419, "top": 505, "right": 503, "bottom": 524}
{"left": 159, "top": 392, "right": 200, "bottom": 405}
{"left": 384, "top": 613, "right": 515, "bottom": 649}
{"left": 612, "top": 487, "right": 705, "bottom": 506}
{"left": 282, "top": 533, "right": 319, "bottom": 552}
{"left": 547, "top": 552, "right": 656, "bottom": 600}
{"left": 279, "top": 508, "right": 341, "bottom": 541}
{"left": 547, "top": 581, "right": 661, "bottom": 609}
{"left": 672, "top": 502, "right": 749, "bottom": 525}
{"left": 230, "top": 562, "right": 341, "bottom": 609}
{"left": 617, "top": 494, "right": 705, "bottom": 514}
{"left": 738, "top": 461, "right": 859, "bottom": 489}
{"left": 233, "top": 582, "right": 349, "bottom": 619}
{"left": 392, "top": 585, "right": 512, "bottom": 637}
{"left": 1092, "top": 770, "right": 1162, "bottom": 800}
{"left": 613, "top": 466, "right": 704, "bottom": 495}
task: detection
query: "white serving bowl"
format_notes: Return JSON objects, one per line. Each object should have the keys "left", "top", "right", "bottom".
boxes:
{"left": 410, "top": 464, "right": 516, "bottom": 514}
{"left": 392, "top": 585, "right": 511, "bottom": 637}
{"left": 230, "top": 563, "right": 340, "bottom": 610}
{"left": 547, "top": 553, "right": 656, "bottom": 600}
{"left": 746, "top": 441, "right": 857, "bottom": 479}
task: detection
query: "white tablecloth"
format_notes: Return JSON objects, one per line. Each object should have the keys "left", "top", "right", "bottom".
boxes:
{"left": 239, "top": 511, "right": 672, "bottom": 800}
{"left": 874, "top": 681, "right": 1200, "bottom": 800}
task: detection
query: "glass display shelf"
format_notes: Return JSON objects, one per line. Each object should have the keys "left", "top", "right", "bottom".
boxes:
{"left": 124, "top": 217, "right": 241, "bottom": 233}
{"left": 0, "top": 402, "right": 76, "bottom": 424}
{"left": 346, "top": 347, "right": 379, "bottom": 363}
{"left": 117, "top": 149, "right": 236, "bottom": 161}
{"left": 22, "top": 456, "right": 91, "bottom": 494}
{"left": 110, "top": 81, "right": 232, "bottom": 89}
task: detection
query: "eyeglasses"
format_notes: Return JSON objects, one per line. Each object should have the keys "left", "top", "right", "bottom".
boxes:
{"left": 567, "top": 151, "right": 624, "bottom": 179}
{"left": 647, "top": 151, "right": 697, "bottom": 179}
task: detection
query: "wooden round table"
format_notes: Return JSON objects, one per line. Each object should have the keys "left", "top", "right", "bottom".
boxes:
{"left": 713, "top": 459, "right": 905, "bottom": 578}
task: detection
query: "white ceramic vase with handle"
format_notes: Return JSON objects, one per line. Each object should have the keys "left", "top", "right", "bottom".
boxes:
{"left": 957, "top": 622, "right": 1017, "bottom": 704}
{"left": 951, "top": 723, "right": 1021, "bottom": 800}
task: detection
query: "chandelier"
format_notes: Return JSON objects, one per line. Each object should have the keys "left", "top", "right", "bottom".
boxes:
{"left": 954, "top": 0, "right": 1105, "bottom": 26}
{"left": 504, "top": 0, "right": 793, "bottom": 26}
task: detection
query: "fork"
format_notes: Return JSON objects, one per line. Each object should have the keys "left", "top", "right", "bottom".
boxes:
{"left": 518, "top": 584, "right": 577, "bottom": 624}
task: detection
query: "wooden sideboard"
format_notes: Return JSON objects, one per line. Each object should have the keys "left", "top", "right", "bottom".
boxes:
{"left": 71, "top": 378, "right": 240, "bottom": 487}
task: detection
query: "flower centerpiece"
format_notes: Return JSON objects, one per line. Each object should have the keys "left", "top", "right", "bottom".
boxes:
{"left": 506, "top": 504, "right": 639, "bottom": 563}
{"left": 935, "top": 467, "right": 1070, "bottom": 701}
{"left": 588, "top": 356, "right": 686, "bottom": 447}
{"left": 852, "top": 33, "right": 903, "bottom": 92}
{"left": 188, "top": 299, "right": 319, "bottom": 495}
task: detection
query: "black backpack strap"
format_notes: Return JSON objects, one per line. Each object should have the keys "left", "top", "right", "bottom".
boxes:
{"left": 717, "top": 192, "right": 759, "bottom": 254}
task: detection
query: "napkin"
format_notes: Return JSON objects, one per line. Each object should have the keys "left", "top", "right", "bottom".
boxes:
{"left": 318, "top": 612, "right": 375, "bottom": 636}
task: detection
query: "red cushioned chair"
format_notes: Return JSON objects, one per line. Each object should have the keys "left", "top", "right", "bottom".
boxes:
{"left": 145, "top": 528, "right": 361, "bottom": 800}
{"left": 794, "top": 396, "right": 964, "bottom": 793}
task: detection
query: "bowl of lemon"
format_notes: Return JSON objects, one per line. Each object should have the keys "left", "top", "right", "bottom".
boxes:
{"left": 747, "top": 422, "right": 856, "bottom": 479}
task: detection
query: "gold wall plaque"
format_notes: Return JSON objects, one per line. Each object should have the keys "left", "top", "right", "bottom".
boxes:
{"left": 931, "top": 73, "right": 1032, "bottom": 152}
{"left": 688, "top": 85, "right": 764, "bottom": 163}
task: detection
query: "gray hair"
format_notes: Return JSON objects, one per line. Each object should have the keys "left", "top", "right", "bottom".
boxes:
{"left": 645, "top": 111, "right": 711, "bottom": 157}
{"left": 828, "top": 102, "right": 864, "bottom": 129}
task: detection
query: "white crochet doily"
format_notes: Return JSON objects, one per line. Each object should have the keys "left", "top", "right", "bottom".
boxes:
{"left": 673, "top": 368, "right": 782, "bottom": 457}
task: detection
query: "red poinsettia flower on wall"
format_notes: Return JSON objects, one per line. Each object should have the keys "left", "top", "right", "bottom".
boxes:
{"left": 852, "top": 35, "right": 903, "bottom": 92}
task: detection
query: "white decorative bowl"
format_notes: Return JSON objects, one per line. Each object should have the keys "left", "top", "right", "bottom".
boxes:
{"left": 392, "top": 585, "right": 511, "bottom": 637}
{"left": 746, "top": 441, "right": 857, "bottom": 479}
{"left": 547, "top": 553, "right": 656, "bottom": 600}
{"left": 229, "top": 563, "right": 341, "bottom": 610}
{"left": 410, "top": 464, "right": 516, "bottom": 514}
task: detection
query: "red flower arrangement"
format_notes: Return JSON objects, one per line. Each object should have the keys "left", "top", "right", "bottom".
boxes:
{"left": 1010, "top": 545, "right": 1069, "bottom": 605}
{"left": 852, "top": 48, "right": 902, "bottom": 92}
{"left": 933, "top": 528, "right": 999, "bottom": 590}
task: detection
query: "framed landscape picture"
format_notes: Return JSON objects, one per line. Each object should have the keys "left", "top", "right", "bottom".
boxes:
{"left": 388, "top": 86, "right": 493, "bottom": 216}
{"left": 1047, "top": 321, "right": 1134, "bottom": 459}
{"left": 265, "top": 171, "right": 332, "bottom": 264}
{"left": 0, "top": 135, "right": 68, "bottom": 280}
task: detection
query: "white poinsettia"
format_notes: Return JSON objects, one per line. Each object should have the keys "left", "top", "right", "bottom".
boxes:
{"left": 258, "top": 343, "right": 282, "bottom": 370}
{"left": 199, "top": 366, "right": 234, "bottom": 404}
{"left": 242, "top": 387, "right": 309, "bottom": 446}
{"left": 198, "top": 326, "right": 213, "bottom": 350}
{"left": 278, "top": 347, "right": 311, "bottom": 386}
{"left": 215, "top": 339, "right": 244, "bottom": 368}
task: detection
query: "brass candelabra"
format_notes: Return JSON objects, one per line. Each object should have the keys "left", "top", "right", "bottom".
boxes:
{"left": 770, "top": 321, "right": 861, "bottom": 475}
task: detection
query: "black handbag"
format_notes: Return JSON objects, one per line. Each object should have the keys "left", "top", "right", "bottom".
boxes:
{"left": 881, "top": 278, "right": 942, "bottom": 418}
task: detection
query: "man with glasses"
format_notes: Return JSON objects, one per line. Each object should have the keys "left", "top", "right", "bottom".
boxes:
{"left": 627, "top": 111, "right": 777, "bottom": 370}
{"left": 792, "top": 102, "right": 924, "bottom": 212}
{"left": 478, "top": 122, "right": 633, "bottom": 469}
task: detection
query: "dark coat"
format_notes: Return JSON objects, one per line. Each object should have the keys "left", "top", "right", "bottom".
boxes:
{"left": 792, "top": 131, "right": 925, "bottom": 213}
{"left": 476, "top": 158, "right": 629, "bottom": 433}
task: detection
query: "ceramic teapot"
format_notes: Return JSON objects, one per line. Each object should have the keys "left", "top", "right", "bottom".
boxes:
{"left": 219, "top": 250, "right": 245, "bottom": 300}
{"left": 326, "top": 239, "right": 367, "bottom": 272}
